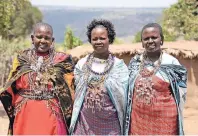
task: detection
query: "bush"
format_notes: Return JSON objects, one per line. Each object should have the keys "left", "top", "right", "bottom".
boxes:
{"left": 161, "top": 0, "right": 198, "bottom": 41}
{"left": 133, "top": 31, "right": 141, "bottom": 43}
{"left": 114, "top": 37, "right": 124, "bottom": 45}
{"left": 63, "top": 26, "right": 83, "bottom": 49}
{"left": 0, "top": 38, "right": 29, "bottom": 87}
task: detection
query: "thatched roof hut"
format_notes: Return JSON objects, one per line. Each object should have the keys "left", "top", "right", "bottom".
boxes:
{"left": 69, "top": 41, "right": 198, "bottom": 110}
{"left": 69, "top": 41, "right": 198, "bottom": 63}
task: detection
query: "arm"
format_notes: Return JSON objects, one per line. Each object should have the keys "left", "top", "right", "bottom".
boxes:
{"left": 172, "top": 58, "right": 187, "bottom": 111}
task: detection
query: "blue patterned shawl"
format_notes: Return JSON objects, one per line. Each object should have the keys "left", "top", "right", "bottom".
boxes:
{"left": 124, "top": 54, "right": 187, "bottom": 135}
{"left": 69, "top": 56, "right": 129, "bottom": 134}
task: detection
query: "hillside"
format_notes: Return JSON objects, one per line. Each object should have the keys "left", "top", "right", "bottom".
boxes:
{"left": 38, "top": 6, "right": 163, "bottom": 43}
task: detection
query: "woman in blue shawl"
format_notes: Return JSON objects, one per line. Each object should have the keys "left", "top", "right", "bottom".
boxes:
{"left": 69, "top": 19, "right": 128, "bottom": 135}
{"left": 124, "top": 23, "right": 187, "bottom": 135}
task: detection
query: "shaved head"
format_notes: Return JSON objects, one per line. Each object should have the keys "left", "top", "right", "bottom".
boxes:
{"left": 33, "top": 22, "right": 53, "bottom": 35}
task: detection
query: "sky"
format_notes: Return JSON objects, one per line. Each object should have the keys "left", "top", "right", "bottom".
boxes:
{"left": 30, "top": 0, "right": 178, "bottom": 8}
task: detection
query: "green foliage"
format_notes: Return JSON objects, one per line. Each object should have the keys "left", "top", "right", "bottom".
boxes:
{"left": 133, "top": 31, "right": 141, "bottom": 43}
{"left": 63, "top": 26, "right": 82, "bottom": 49}
{"left": 73, "top": 36, "right": 83, "bottom": 48}
{"left": 0, "top": 0, "right": 15, "bottom": 38}
{"left": 0, "top": 38, "right": 30, "bottom": 87}
{"left": 114, "top": 37, "right": 124, "bottom": 45}
{"left": 161, "top": 0, "right": 198, "bottom": 41}
{"left": 0, "top": 0, "right": 42, "bottom": 40}
{"left": 64, "top": 27, "right": 73, "bottom": 49}
{"left": 163, "top": 28, "right": 177, "bottom": 41}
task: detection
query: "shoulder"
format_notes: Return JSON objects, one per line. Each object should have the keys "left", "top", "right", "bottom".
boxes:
{"left": 54, "top": 51, "right": 73, "bottom": 63}
{"left": 130, "top": 54, "right": 141, "bottom": 63}
{"left": 18, "top": 48, "right": 31, "bottom": 57}
{"left": 113, "top": 56, "right": 127, "bottom": 66}
{"left": 161, "top": 52, "right": 180, "bottom": 65}
{"left": 16, "top": 49, "right": 32, "bottom": 63}
{"left": 114, "top": 57, "right": 124, "bottom": 64}
{"left": 55, "top": 51, "right": 72, "bottom": 59}
{"left": 75, "top": 55, "right": 88, "bottom": 70}
{"left": 128, "top": 54, "right": 141, "bottom": 67}
{"left": 112, "top": 57, "right": 128, "bottom": 72}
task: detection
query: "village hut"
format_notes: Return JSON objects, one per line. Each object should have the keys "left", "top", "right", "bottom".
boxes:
{"left": 69, "top": 41, "right": 198, "bottom": 110}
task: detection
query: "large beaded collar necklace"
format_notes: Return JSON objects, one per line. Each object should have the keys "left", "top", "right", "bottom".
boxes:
{"left": 83, "top": 52, "right": 115, "bottom": 85}
{"left": 86, "top": 52, "right": 114, "bottom": 76}
{"left": 27, "top": 48, "right": 56, "bottom": 95}
{"left": 83, "top": 52, "right": 115, "bottom": 113}
{"left": 139, "top": 51, "right": 162, "bottom": 75}
{"left": 28, "top": 48, "right": 54, "bottom": 71}
{"left": 135, "top": 51, "right": 163, "bottom": 105}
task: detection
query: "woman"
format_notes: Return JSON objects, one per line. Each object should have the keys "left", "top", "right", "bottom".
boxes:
{"left": 69, "top": 19, "right": 128, "bottom": 135}
{"left": 124, "top": 23, "right": 187, "bottom": 135}
{"left": 0, "top": 22, "right": 74, "bottom": 135}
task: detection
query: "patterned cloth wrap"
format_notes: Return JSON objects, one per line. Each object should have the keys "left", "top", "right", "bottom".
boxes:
{"left": 124, "top": 53, "right": 187, "bottom": 135}
{"left": 69, "top": 55, "right": 129, "bottom": 135}
{"left": 0, "top": 49, "right": 75, "bottom": 135}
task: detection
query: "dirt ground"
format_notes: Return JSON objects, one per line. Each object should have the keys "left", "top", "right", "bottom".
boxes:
{"left": 0, "top": 102, "right": 198, "bottom": 134}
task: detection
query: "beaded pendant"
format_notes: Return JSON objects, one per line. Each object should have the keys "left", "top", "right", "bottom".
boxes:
{"left": 83, "top": 53, "right": 114, "bottom": 113}
{"left": 135, "top": 52, "right": 162, "bottom": 105}
{"left": 84, "top": 83, "right": 105, "bottom": 113}
{"left": 28, "top": 49, "right": 55, "bottom": 95}
{"left": 135, "top": 71, "right": 155, "bottom": 105}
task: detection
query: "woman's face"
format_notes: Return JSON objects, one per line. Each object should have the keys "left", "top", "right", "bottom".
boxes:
{"left": 142, "top": 27, "right": 162, "bottom": 53}
{"left": 31, "top": 26, "right": 54, "bottom": 53}
{"left": 91, "top": 27, "right": 110, "bottom": 54}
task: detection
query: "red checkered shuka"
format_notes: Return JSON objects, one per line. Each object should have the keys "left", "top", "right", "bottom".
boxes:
{"left": 129, "top": 74, "right": 178, "bottom": 135}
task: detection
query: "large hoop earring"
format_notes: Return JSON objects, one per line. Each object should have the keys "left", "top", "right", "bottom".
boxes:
{"left": 160, "top": 41, "right": 163, "bottom": 46}
{"left": 31, "top": 44, "right": 35, "bottom": 50}
{"left": 49, "top": 44, "right": 55, "bottom": 56}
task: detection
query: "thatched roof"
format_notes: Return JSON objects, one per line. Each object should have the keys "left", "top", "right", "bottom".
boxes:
{"left": 68, "top": 41, "right": 198, "bottom": 60}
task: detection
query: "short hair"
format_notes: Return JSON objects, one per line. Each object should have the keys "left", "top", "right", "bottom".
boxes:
{"left": 86, "top": 19, "right": 116, "bottom": 44}
{"left": 141, "top": 23, "right": 164, "bottom": 44}
{"left": 33, "top": 22, "right": 53, "bottom": 35}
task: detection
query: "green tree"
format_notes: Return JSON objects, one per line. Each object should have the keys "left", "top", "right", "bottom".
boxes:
{"left": 10, "top": 4, "right": 42, "bottom": 38}
{"left": 0, "top": 0, "right": 16, "bottom": 38}
{"left": 161, "top": 0, "right": 198, "bottom": 40}
{"left": 64, "top": 27, "right": 73, "bottom": 49}
{"left": 163, "top": 28, "right": 177, "bottom": 41}
{"left": 73, "top": 37, "right": 83, "bottom": 48}
{"left": 114, "top": 37, "right": 124, "bottom": 44}
{"left": 133, "top": 31, "right": 141, "bottom": 43}
{"left": 63, "top": 26, "right": 82, "bottom": 49}
{"left": 0, "top": 0, "right": 42, "bottom": 39}
{"left": 0, "top": 38, "right": 30, "bottom": 87}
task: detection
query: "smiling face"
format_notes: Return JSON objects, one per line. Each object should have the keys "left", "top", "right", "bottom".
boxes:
{"left": 142, "top": 27, "right": 162, "bottom": 53}
{"left": 91, "top": 27, "right": 110, "bottom": 55}
{"left": 31, "top": 26, "right": 54, "bottom": 53}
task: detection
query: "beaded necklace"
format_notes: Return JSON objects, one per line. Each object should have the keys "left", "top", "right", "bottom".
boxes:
{"left": 83, "top": 53, "right": 114, "bottom": 85}
{"left": 92, "top": 57, "right": 108, "bottom": 64}
{"left": 28, "top": 48, "right": 55, "bottom": 95}
{"left": 83, "top": 52, "right": 115, "bottom": 113}
{"left": 15, "top": 48, "right": 64, "bottom": 120}
{"left": 135, "top": 51, "right": 162, "bottom": 105}
{"left": 86, "top": 53, "right": 114, "bottom": 76}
